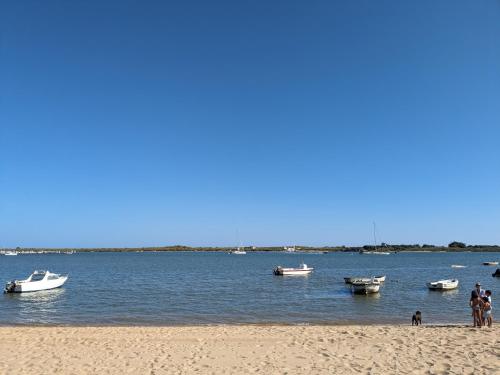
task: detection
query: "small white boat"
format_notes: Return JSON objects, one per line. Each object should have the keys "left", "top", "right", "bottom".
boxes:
{"left": 483, "top": 261, "right": 499, "bottom": 266}
{"left": 451, "top": 265, "right": 466, "bottom": 268}
{"left": 273, "top": 263, "right": 313, "bottom": 276}
{"left": 361, "top": 251, "right": 391, "bottom": 255}
{"left": 373, "top": 275, "right": 386, "bottom": 282}
{"left": 426, "top": 279, "right": 459, "bottom": 291}
{"left": 4, "top": 270, "right": 68, "bottom": 293}
{"left": 351, "top": 279, "right": 381, "bottom": 294}
{"left": 284, "top": 246, "right": 296, "bottom": 253}
{"left": 230, "top": 247, "right": 246, "bottom": 255}
{"left": 3, "top": 251, "right": 17, "bottom": 256}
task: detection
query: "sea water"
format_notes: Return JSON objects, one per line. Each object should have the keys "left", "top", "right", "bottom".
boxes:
{"left": 0, "top": 251, "right": 498, "bottom": 325}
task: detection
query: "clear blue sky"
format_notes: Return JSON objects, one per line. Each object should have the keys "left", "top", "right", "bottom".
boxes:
{"left": 1, "top": 1, "right": 499, "bottom": 248}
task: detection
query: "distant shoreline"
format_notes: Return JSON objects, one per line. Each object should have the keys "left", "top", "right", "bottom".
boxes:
{"left": 2, "top": 245, "right": 500, "bottom": 254}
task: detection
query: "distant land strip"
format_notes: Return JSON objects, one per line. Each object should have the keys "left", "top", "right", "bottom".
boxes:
{"left": 3, "top": 242, "right": 500, "bottom": 253}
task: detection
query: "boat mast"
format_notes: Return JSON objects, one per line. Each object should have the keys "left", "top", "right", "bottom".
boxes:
{"left": 373, "top": 222, "right": 377, "bottom": 251}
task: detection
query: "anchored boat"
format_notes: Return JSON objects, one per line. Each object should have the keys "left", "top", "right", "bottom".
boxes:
{"left": 3, "top": 251, "right": 17, "bottom": 256}
{"left": 230, "top": 249, "right": 246, "bottom": 255}
{"left": 351, "top": 278, "right": 381, "bottom": 294}
{"left": 426, "top": 279, "right": 458, "bottom": 291}
{"left": 4, "top": 270, "right": 68, "bottom": 293}
{"left": 273, "top": 263, "right": 313, "bottom": 276}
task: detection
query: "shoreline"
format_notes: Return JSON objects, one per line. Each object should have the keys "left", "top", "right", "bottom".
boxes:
{"left": 1, "top": 325, "right": 498, "bottom": 374}
{"left": 3, "top": 248, "right": 500, "bottom": 254}
{"left": 2, "top": 250, "right": 500, "bottom": 256}
{"left": 0, "top": 321, "right": 474, "bottom": 328}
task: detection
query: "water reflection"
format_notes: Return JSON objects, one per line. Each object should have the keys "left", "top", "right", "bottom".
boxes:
{"left": 6, "top": 289, "right": 66, "bottom": 324}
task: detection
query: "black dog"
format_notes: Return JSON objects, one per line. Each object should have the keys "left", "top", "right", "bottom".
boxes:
{"left": 412, "top": 311, "right": 422, "bottom": 326}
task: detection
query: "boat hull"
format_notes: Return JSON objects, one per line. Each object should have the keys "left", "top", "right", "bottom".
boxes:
{"left": 274, "top": 269, "right": 313, "bottom": 276}
{"left": 426, "top": 279, "right": 458, "bottom": 291}
{"left": 352, "top": 283, "right": 380, "bottom": 294}
{"left": 274, "top": 267, "right": 313, "bottom": 276}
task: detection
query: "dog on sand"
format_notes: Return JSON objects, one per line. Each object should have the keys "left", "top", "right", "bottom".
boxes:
{"left": 412, "top": 311, "right": 422, "bottom": 326}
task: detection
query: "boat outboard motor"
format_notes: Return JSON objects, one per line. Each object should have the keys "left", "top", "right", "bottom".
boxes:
{"left": 4, "top": 281, "right": 16, "bottom": 293}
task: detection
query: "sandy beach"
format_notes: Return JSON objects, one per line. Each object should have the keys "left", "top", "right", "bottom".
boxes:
{"left": 0, "top": 325, "right": 498, "bottom": 374}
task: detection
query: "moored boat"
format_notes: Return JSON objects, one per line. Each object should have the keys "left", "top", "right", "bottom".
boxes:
{"left": 483, "top": 261, "right": 498, "bottom": 266}
{"left": 229, "top": 247, "right": 246, "bottom": 255}
{"left": 351, "top": 279, "right": 381, "bottom": 294}
{"left": 451, "top": 265, "right": 466, "bottom": 268}
{"left": 3, "top": 251, "right": 17, "bottom": 256}
{"left": 273, "top": 263, "right": 313, "bottom": 276}
{"left": 426, "top": 279, "right": 459, "bottom": 291}
{"left": 4, "top": 270, "right": 68, "bottom": 293}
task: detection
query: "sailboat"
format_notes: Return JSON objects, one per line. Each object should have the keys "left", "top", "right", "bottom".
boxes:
{"left": 360, "top": 223, "right": 390, "bottom": 255}
{"left": 229, "top": 230, "right": 246, "bottom": 254}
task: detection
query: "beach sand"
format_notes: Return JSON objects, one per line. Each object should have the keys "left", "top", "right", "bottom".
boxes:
{"left": 0, "top": 325, "right": 498, "bottom": 374}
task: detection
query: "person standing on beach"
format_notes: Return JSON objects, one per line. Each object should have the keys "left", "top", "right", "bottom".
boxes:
{"left": 482, "top": 297, "right": 492, "bottom": 327}
{"left": 483, "top": 290, "right": 493, "bottom": 327}
{"left": 470, "top": 283, "right": 484, "bottom": 326}
{"left": 470, "top": 290, "right": 483, "bottom": 327}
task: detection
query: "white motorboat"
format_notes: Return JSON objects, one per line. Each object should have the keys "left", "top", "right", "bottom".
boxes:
{"left": 3, "top": 251, "right": 17, "bottom": 256}
{"left": 4, "top": 270, "right": 68, "bottom": 293}
{"left": 230, "top": 248, "right": 246, "bottom": 255}
{"left": 426, "top": 279, "right": 459, "bottom": 291}
{"left": 373, "top": 275, "right": 386, "bottom": 282}
{"left": 273, "top": 263, "right": 313, "bottom": 276}
{"left": 483, "top": 261, "right": 498, "bottom": 266}
{"left": 451, "top": 265, "right": 466, "bottom": 268}
{"left": 351, "top": 279, "right": 381, "bottom": 294}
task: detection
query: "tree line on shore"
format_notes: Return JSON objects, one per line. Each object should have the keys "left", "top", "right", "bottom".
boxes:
{"left": 6, "top": 242, "right": 500, "bottom": 253}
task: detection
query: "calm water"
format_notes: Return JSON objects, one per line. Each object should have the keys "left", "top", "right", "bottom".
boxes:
{"left": 0, "top": 251, "right": 498, "bottom": 325}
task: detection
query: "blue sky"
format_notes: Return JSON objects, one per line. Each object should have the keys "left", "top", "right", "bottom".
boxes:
{"left": 1, "top": 1, "right": 499, "bottom": 248}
